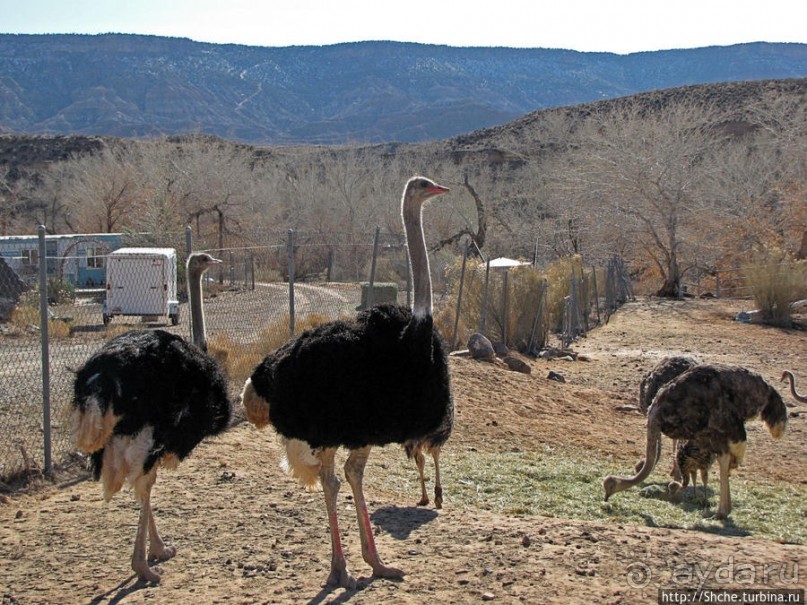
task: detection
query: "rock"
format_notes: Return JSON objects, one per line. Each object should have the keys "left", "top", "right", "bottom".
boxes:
{"left": 547, "top": 371, "right": 565, "bottom": 383}
{"left": 503, "top": 356, "right": 531, "bottom": 374}
{"left": 493, "top": 342, "right": 510, "bottom": 357}
{"left": 468, "top": 333, "right": 496, "bottom": 361}
{"left": 538, "top": 347, "right": 578, "bottom": 360}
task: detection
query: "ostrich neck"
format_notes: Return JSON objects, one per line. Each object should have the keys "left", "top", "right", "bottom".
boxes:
{"left": 188, "top": 269, "right": 207, "bottom": 350}
{"left": 785, "top": 371, "right": 807, "bottom": 403}
{"left": 404, "top": 203, "right": 432, "bottom": 318}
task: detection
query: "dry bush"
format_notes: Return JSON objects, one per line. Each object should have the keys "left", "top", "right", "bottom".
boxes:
{"left": 745, "top": 246, "right": 807, "bottom": 327}
{"left": 208, "top": 313, "right": 336, "bottom": 387}
{"left": 9, "top": 293, "right": 72, "bottom": 338}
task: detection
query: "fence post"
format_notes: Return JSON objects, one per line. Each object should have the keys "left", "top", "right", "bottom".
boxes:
{"left": 451, "top": 241, "right": 469, "bottom": 351}
{"left": 527, "top": 278, "right": 547, "bottom": 354}
{"left": 591, "top": 264, "right": 601, "bottom": 326}
{"left": 37, "top": 225, "right": 52, "bottom": 476}
{"left": 287, "top": 229, "right": 296, "bottom": 337}
{"left": 480, "top": 258, "right": 491, "bottom": 333}
{"left": 367, "top": 226, "right": 381, "bottom": 308}
{"left": 502, "top": 270, "right": 510, "bottom": 347}
{"left": 185, "top": 225, "right": 193, "bottom": 256}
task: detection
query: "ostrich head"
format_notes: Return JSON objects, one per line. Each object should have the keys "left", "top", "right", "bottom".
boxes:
{"left": 187, "top": 252, "right": 222, "bottom": 276}
{"left": 403, "top": 176, "right": 450, "bottom": 209}
{"left": 602, "top": 476, "right": 619, "bottom": 500}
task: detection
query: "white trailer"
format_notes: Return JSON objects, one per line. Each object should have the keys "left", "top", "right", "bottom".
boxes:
{"left": 103, "top": 248, "right": 180, "bottom": 325}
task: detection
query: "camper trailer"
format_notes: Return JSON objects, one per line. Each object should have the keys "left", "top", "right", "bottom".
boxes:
{"left": 103, "top": 248, "right": 180, "bottom": 325}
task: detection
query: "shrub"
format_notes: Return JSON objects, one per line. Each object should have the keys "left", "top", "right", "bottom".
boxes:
{"left": 744, "top": 246, "right": 807, "bottom": 328}
{"left": 46, "top": 279, "right": 75, "bottom": 304}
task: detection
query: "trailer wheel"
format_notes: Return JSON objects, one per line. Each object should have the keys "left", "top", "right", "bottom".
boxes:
{"left": 170, "top": 310, "right": 180, "bottom": 326}
{"left": 102, "top": 314, "right": 111, "bottom": 326}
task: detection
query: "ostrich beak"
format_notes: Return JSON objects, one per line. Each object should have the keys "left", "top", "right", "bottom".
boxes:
{"left": 426, "top": 184, "right": 449, "bottom": 196}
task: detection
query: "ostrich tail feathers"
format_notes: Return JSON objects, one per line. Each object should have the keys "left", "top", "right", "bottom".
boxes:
{"left": 762, "top": 388, "right": 788, "bottom": 439}
{"left": 280, "top": 438, "right": 321, "bottom": 490}
{"left": 241, "top": 378, "right": 271, "bottom": 429}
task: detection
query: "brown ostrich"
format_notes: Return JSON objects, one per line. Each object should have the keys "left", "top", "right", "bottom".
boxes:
{"left": 675, "top": 439, "right": 739, "bottom": 498}
{"left": 604, "top": 364, "right": 787, "bottom": 518}
{"left": 241, "top": 177, "right": 453, "bottom": 588}
{"left": 635, "top": 356, "right": 700, "bottom": 480}
{"left": 781, "top": 370, "right": 807, "bottom": 403}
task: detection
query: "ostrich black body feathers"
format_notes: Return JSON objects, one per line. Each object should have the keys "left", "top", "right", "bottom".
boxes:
{"left": 73, "top": 329, "right": 231, "bottom": 478}
{"left": 249, "top": 303, "right": 453, "bottom": 450}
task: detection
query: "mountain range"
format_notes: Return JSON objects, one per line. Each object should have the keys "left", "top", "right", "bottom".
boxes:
{"left": 1, "top": 34, "right": 806, "bottom": 144}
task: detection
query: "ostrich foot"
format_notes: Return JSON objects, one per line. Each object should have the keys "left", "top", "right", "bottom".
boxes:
{"left": 434, "top": 486, "right": 443, "bottom": 509}
{"left": 326, "top": 565, "right": 357, "bottom": 589}
{"left": 416, "top": 496, "right": 429, "bottom": 507}
{"left": 149, "top": 542, "right": 177, "bottom": 562}
{"left": 133, "top": 560, "right": 163, "bottom": 584}
{"left": 667, "top": 481, "right": 683, "bottom": 494}
{"left": 370, "top": 562, "right": 405, "bottom": 580}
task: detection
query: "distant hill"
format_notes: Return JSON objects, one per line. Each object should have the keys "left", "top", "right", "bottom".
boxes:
{"left": 0, "top": 34, "right": 805, "bottom": 144}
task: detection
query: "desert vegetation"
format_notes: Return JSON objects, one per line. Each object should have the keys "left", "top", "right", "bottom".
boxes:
{"left": 1, "top": 79, "right": 805, "bottom": 311}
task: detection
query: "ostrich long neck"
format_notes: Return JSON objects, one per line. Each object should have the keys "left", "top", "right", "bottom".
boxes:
{"left": 784, "top": 371, "right": 807, "bottom": 403}
{"left": 403, "top": 202, "right": 432, "bottom": 318}
{"left": 188, "top": 267, "right": 208, "bottom": 351}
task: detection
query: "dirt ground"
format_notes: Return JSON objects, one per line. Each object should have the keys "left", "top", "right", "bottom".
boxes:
{"left": 1, "top": 297, "right": 805, "bottom": 604}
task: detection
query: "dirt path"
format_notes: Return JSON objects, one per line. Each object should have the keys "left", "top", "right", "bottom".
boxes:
{"left": 1, "top": 297, "right": 805, "bottom": 604}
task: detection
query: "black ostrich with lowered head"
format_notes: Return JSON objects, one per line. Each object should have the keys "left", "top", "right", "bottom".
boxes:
{"left": 241, "top": 176, "right": 454, "bottom": 588}
{"left": 604, "top": 364, "right": 787, "bottom": 518}
{"left": 71, "top": 252, "right": 231, "bottom": 583}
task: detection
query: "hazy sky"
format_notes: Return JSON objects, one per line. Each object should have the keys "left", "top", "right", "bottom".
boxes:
{"left": 1, "top": 0, "right": 805, "bottom": 54}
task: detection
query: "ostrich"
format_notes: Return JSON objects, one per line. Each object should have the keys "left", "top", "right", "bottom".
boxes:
{"left": 636, "top": 356, "right": 700, "bottom": 480}
{"left": 241, "top": 176, "right": 454, "bottom": 588}
{"left": 604, "top": 364, "right": 787, "bottom": 518}
{"left": 675, "top": 439, "right": 739, "bottom": 499}
{"left": 781, "top": 370, "right": 807, "bottom": 403}
{"left": 404, "top": 440, "right": 444, "bottom": 508}
{"left": 71, "top": 252, "right": 231, "bottom": 583}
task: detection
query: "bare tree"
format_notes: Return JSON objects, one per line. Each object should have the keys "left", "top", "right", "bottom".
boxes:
{"left": 567, "top": 100, "right": 727, "bottom": 296}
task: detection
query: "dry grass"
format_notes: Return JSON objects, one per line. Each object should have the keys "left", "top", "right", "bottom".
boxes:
{"left": 745, "top": 246, "right": 807, "bottom": 327}
{"left": 208, "top": 312, "right": 339, "bottom": 387}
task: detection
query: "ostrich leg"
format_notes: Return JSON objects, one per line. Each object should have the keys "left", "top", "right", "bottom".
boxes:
{"left": 131, "top": 469, "right": 163, "bottom": 583}
{"left": 669, "top": 438, "right": 682, "bottom": 482}
{"left": 317, "top": 448, "right": 355, "bottom": 589}
{"left": 146, "top": 490, "right": 177, "bottom": 561}
{"left": 412, "top": 446, "right": 429, "bottom": 506}
{"left": 432, "top": 447, "right": 443, "bottom": 509}
{"left": 715, "top": 452, "right": 733, "bottom": 518}
{"left": 344, "top": 447, "right": 404, "bottom": 580}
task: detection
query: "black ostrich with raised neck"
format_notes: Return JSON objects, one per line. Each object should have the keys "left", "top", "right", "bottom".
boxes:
{"left": 242, "top": 176, "right": 454, "bottom": 588}
{"left": 71, "top": 252, "right": 231, "bottom": 583}
{"left": 604, "top": 364, "right": 787, "bottom": 518}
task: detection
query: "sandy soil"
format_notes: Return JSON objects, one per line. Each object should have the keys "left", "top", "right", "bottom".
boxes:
{"left": 1, "top": 297, "right": 805, "bottom": 604}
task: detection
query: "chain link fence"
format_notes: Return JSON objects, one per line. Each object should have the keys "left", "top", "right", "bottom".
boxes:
{"left": 0, "top": 226, "right": 633, "bottom": 483}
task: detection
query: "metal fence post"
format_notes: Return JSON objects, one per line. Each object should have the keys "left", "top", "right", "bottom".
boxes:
{"left": 480, "top": 258, "right": 491, "bottom": 333}
{"left": 185, "top": 225, "right": 193, "bottom": 256}
{"left": 451, "top": 241, "right": 469, "bottom": 351}
{"left": 37, "top": 225, "right": 52, "bottom": 476}
{"left": 287, "top": 229, "right": 296, "bottom": 337}
{"left": 367, "top": 226, "right": 380, "bottom": 308}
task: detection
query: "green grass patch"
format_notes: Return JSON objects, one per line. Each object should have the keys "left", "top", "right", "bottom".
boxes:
{"left": 372, "top": 445, "right": 806, "bottom": 544}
